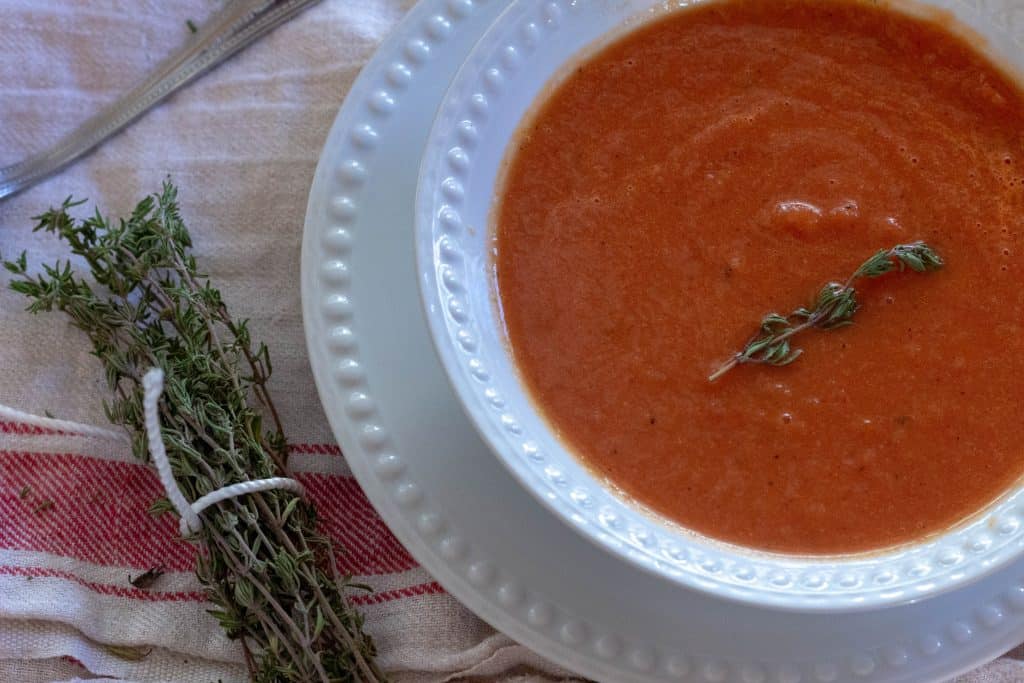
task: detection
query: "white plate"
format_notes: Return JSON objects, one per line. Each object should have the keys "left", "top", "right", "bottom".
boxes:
{"left": 301, "top": 0, "right": 1024, "bottom": 679}
{"left": 414, "top": 0, "right": 1024, "bottom": 612}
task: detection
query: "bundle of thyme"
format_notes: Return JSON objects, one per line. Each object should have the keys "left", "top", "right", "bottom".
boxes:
{"left": 3, "top": 182, "right": 385, "bottom": 682}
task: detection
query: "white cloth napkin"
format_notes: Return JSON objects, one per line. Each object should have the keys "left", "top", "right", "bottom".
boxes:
{"left": 0, "top": 1, "right": 579, "bottom": 680}
{"left": 0, "top": 1, "right": 1018, "bottom": 681}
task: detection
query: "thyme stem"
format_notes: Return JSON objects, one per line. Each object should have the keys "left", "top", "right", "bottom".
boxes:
{"left": 709, "top": 241, "right": 943, "bottom": 382}
{"left": 3, "top": 182, "right": 386, "bottom": 681}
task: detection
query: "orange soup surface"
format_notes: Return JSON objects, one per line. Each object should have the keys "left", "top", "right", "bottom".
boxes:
{"left": 495, "top": 0, "right": 1024, "bottom": 553}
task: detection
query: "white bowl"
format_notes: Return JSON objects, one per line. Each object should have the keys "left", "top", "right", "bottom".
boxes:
{"left": 415, "top": 0, "right": 1024, "bottom": 611}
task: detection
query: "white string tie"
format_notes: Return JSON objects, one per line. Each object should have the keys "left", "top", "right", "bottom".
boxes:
{"left": 0, "top": 371, "right": 304, "bottom": 536}
{"left": 0, "top": 404, "right": 130, "bottom": 444}
{"left": 142, "top": 368, "right": 304, "bottom": 535}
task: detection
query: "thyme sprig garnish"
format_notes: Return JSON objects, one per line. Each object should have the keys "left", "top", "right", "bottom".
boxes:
{"left": 708, "top": 241, "right": 943, "bottom": 382}
{"left": 3, "top": 182, "right": 385, "bottom": 682}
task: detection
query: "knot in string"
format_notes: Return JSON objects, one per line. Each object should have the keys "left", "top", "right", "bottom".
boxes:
{"left": 142, "top": 368, "right": 304, "bottom": 535}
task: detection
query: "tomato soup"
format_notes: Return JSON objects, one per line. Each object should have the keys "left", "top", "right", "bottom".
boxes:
{"left": 494, "top": 0, "right": 1024, "bottom": 553}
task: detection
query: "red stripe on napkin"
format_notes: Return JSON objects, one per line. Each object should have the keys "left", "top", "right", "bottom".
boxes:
{"left": 0, "top": 450, "right": 417, "bottom": 575}
{"left": 350, "top": 581, "right": 445, "bottom": 605}
{"left": 0, "top": 421, "right": 63, "bottom": 436}
{"left": 290, "top": 443, "right": 343, "bottom": 456}
{"left": 303, "top": 474, "right": 418, "bottom": 575}
{"left": 0, "top": 450, "right": 196, "bottom": 570}
{"left": 0, "top": 564, "right": 206, "bottom": 602}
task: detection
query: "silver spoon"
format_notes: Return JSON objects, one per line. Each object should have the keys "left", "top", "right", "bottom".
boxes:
{"left": 0, "top": 0, "right": 323, "bottom": 201}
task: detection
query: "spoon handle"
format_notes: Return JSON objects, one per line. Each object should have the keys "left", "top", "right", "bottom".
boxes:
{"left": 0, "top": 0, "right": 323, "bottom": 201}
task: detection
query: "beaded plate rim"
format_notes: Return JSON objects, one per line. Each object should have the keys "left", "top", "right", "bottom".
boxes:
{"left": 415, "top": 0, "right": 1024, "bottom": 611}
{"left": 302, "top": 0, "right": 1024, "bottom": 679}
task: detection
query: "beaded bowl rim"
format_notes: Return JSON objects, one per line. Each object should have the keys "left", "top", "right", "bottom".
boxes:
{"left": 300, "top": 0, "right": 1024, "bottom": 677}
{"left": 414, "top": 0, "right": 1024, "bottom": 611}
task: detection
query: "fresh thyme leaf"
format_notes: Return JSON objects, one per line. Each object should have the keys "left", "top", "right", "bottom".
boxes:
{"left": 102, "top": 644, "right": 152, "bottom": 662}
{"left": 18, "top": 485, "right": 31, "bottom": 499}
{"left": 186, "top": 19, "right": 198, "bottom": 33}
{"left": 148, "top": 497, "right": 176, "bottom": 517}
{"left": 709, "top": 241, "right": 943, "bottom": 382}
{"left": 4, "top": 182, "right": 386, "bottom": 682}
{"left": 130, "top": 565, "right": 166, "bottom": 590}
